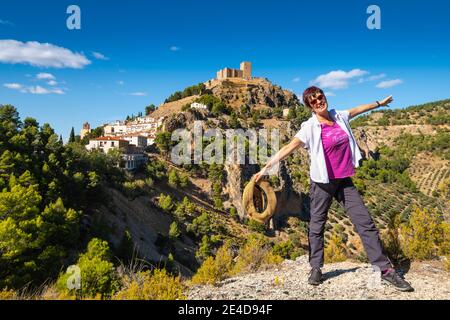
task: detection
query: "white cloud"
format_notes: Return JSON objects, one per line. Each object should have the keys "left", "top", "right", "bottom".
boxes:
{"left": 324, "top": 91, "right": 335, "bottom": 97}
{"left": 0, "top": 19, "right": 13, "bottom": 26}
{"left": 0, "top": 40, "right": 91, "bottom": 68}
{"left": 35, "top": 73, "right": 59, "bottom": 86}
{"left": 359, "top": 73, "right": 386, "bottom": 83}
{"left": 28, "top": 86, "right": 51, "bottom": 94}
{"left": 92, "top": 51, "right": 109, "bottom": 60}
{"left": 3, "top": 82, "right": 65, "bottom": 95}
{"left": 367, "top": 73, "right": 386, "bottom": 81}
{"left": 117, "top": 80, "right": 124, "bottom": 86}
{"left": 36, "top": 72, "right": 55, "bottom": 80}
{"left": 170, "top": 46, "right": 180, "bottom": 52}
{"left": 130, "top": 92, "right": 147, "bottom": 96}
{"left": 49, "top": 88, "right": 65, "bottom": 95}
{"left": 4, "top": 83, "right": 23, "bottom": 90}
{"left": 311, "top": 69, "right": 368, "bottom": 90}
{"left": 29, "top": 85, "right": 65, "bottom": 95}
{"left": 292, "top": 77, "right": 301, "bottom": 82}
{"left": 376, "top": 79, "right": 403, "bottom": 89}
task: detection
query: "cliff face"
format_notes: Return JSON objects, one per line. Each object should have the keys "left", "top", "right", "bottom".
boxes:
{"left": 223, "top": 163, "right": 258, "bottom": 219}
{"left": 156, "top": 78, "right": 304, "bottom": 223}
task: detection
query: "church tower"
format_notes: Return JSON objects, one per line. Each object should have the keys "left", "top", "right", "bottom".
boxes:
{"left": 80, "top": 122, "right": 91, "bottom": 140}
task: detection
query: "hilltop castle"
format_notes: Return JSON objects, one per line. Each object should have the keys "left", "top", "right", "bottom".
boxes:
{"left": 216, "top": 61, "right": 252, "bottom": 80}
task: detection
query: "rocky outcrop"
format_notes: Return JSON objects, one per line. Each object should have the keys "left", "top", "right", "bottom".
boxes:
{"left": 223, "top": 163, "right": 259, "bottom": 219}
{"left": 223, "top": 161, "right": 306, "bottom": 226}
{"left": 163, "top": 109, "right": 208, "bottom": 132}
{"left": 273, "top": 162, "right": 307, "bottom": 224}
{"left": 157, "top": 77, "right": 308, "bottom": 227}
{"left": 188, "top": 255, "right": 450, "bottom": 300}
{"left": 208, "top": 78, "right": 300, "bottom": 110}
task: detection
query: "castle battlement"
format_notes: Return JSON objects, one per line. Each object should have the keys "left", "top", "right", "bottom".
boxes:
{"left": 216, "top": 61, "right": 252, "bottom": 80}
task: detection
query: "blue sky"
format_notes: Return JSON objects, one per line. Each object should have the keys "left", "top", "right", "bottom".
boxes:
{"left": 1, "top": 0, "right": 449, "bottom": 138}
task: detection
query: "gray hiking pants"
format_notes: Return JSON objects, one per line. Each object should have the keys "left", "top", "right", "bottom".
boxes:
{"left": 308, "top": 177, "right": 392, "bottom": 270}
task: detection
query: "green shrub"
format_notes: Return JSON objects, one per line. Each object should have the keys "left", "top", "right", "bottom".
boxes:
{"left": 114, "top": 269, "right": 185, "bottom": 300}
{"left": 232, "top": 235, "right": 283, "bottom": 275}
{"left": 324, "top": 234, "right": 347, "bottom": 264}
{"left": 174, "top": 197, "right": 196, "bottom": 221}
{"left": 57, "top": 238, "right": 119, "bottom": 299}
{"left": 247, "top": 219, "right": 267, "bottom": 233}
{"left": 229, "top": 206, "right": 238, "bottom": 221}
{"left": 272, "top": 240, "right": 304, "bottom": 260}
{"left": 168, "top": 170, "right": 179, "bottom": 187}
{"left": 169, "top": 221, "right": 181, "bottom": 240}
{"left": 158, "top": 193, "right": 174, "bottom": 213}
{"left": 187, "top": 211, "right": 212, "bottom": 237}
{"left": 400, "top": 207, "right": 449, "bottom": 260}
{"left": 191, "top": 242, "right": 234, "bottom": 286}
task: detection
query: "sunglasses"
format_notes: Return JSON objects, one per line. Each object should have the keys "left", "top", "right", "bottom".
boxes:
{"left": 308, "top": 93, "right": 326, "bottom": 107}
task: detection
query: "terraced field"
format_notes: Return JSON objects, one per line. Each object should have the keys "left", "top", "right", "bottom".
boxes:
{"left": 407, "top": 152, "right": 450, "bottom": 196}
{"left": 324, "top": 180, "right": 446, "bottom": 256}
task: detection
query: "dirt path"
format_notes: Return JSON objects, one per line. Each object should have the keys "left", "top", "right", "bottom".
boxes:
{"left": 188, "top": 255, "right": 449, "bottom": 300}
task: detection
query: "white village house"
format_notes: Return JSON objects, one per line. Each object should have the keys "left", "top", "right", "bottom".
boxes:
{"left": 190, "top": 102, "right": 208, "bottom": 110}
{"left": 82, "top": 114, "right": 164, "bottom": 170}
{"left": 103, "top": 116, "right": 164, "bottom": 146}
{"left": 86, "top": 136, "right": 129, "bottom": 154}
{"left": 86, "top": 136, "right": 147, "bottom": 171}
{"left": 120, "top": 134, "right": 148, "bottom": 148}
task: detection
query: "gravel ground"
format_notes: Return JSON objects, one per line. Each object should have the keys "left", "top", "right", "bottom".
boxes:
{"left": 188, "top": 255, "right": 449, "bottom": 300}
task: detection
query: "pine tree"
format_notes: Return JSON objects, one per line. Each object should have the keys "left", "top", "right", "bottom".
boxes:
{"left": 69, "top": 127, "right": 75, "bottom": 143}
{"left": 145, "top": 104, "right": 156, "bottom": 115}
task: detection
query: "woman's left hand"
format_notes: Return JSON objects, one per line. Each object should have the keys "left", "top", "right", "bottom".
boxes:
{"left": 379, "top": 95, "right": 393, "bottom": 107}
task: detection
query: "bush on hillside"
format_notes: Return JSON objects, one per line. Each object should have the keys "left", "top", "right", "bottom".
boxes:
{"left": 399, "top": 207, "right": 449, "bottom": 260}
{"left": 114, "top": 269, "right": 185, "bottom": 300}
{"left": 324, "top": 234, "right": 347, "bottom": 264}
{"left": 191, "top": 242, "right": 234, "bottom": 286}
{"left": 56, "top": 238, "right": 119, "bottom": 299}
{"left": 232, "top": 235, "right": 283, "bottom": 275}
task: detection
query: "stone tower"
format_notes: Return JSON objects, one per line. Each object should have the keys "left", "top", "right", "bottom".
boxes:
{"left": 216, "top": 61, "right": 252, "bottom": 80}
{"left": 240, "top": 61, "right": 252, "bottom": 80}
{"left": 80, "top": 122, "right": 91, "bottom": 140}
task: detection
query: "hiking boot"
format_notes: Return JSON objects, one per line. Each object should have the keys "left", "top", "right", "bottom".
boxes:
{"left": 308, "top": 268, "right": 322, "bottom": 286}
{"left": 381, "top": 268, "right": 414, "bottom": 292}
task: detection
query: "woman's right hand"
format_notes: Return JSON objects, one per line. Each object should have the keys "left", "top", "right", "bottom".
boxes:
{"left": 254, "top": 165, "right": 269, "bottom": 183}
{"left": 254, "top": 137, "right": 302, "bottom": 183}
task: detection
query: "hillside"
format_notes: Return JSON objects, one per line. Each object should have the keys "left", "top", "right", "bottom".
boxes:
{"left": 205, "top": 77, "right": 299, "bottom": 110}
{"left": 350, "top": 99, "right": 450, "bottom": 127}
{"left": 151, "top": 95, "right": 200, "bottom": 118}
{"left": 150, "top": 84, "right": 450, "bottom": 259}
{"left": 152, "top": 77, "right": 300, "bottom": 118}
{"left": 1, "top": 90, "right": 449, "bottom": 299}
